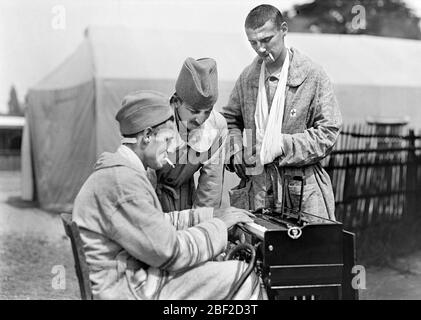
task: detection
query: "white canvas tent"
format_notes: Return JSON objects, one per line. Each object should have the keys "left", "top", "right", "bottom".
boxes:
{"left": 22, "top": 26, "right": 421, "bottom": 212}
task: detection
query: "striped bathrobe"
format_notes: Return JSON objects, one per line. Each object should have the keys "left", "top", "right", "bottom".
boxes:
{"left": 72, "top": 146, "right": 263, "bottom": 300}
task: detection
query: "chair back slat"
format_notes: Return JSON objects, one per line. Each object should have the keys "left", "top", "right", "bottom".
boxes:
{"left": 61, "top": 213, "right": 93, "bottom": 300}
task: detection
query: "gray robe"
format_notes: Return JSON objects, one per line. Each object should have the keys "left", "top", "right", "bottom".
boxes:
{"left": 222, "top": 48, "right": 342, "bottom": 220}
{"left": 72, "top": 148, "right": 263, "bottom": 299}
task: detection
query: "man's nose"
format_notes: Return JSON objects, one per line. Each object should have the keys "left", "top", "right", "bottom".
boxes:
{"left": 194, "top": 117, "right": 203, "bottom": 126}
{"left": 257, "top": 45, "right": 267, "bottom": 54}
{"left": 196, "top": 113, "right": 207, "bottom": 125}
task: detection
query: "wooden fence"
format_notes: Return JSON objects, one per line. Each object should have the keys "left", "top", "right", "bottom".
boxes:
{"left": 324, "top": 124, "right": 421, "bottom": 232}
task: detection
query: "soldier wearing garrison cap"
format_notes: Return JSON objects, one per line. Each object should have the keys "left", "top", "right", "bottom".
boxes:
{"left": 155, "top": 57, "right": 229, "bottom": 212}
{"left": 72, "top": 90, "right": 263, "bottom": 300}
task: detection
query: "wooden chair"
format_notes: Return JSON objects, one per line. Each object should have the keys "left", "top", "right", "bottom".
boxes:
{"left": 61, "top": 213, "right": 93, "bottom": 300}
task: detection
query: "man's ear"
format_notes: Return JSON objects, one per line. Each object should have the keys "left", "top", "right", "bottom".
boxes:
{"left": 140, "top": 128, "right": 153, "bottom": 147}
{"left": 281, "top": 21, "right": 288, "bottom": 35}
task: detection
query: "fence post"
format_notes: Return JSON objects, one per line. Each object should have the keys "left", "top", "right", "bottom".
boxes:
{"left": 405, "top": 130, "right": 416, "bottom": 220}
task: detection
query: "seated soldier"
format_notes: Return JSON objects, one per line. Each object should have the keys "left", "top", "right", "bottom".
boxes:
{"left": 72, "top": 90, "right": 264, "bottom": 300}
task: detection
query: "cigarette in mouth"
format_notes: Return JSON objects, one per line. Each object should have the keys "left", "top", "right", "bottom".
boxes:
{"left": 164, "top": 157, "right": 175, "bottom": 168}
{"left": 268, "top": 52, "right": 275, "bottom": 62}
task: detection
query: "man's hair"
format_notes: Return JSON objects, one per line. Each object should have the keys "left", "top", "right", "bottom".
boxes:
{"left": 122, "top": 115, "right": 174, "bottom": 138}
{"left": 245, "top": 4, "right": 285, "bottom": 30}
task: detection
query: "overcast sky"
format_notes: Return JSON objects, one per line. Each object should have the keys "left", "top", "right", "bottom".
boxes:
{"left": 1, "top": 0, "right": 421, "bottom": 113}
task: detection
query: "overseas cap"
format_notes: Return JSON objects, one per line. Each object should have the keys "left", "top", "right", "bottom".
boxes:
{"left": 116, "top": 90, "right": 173, "bottom": 135}
{"left": 175, "top": 57, "right": 218, "bottom": 110}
